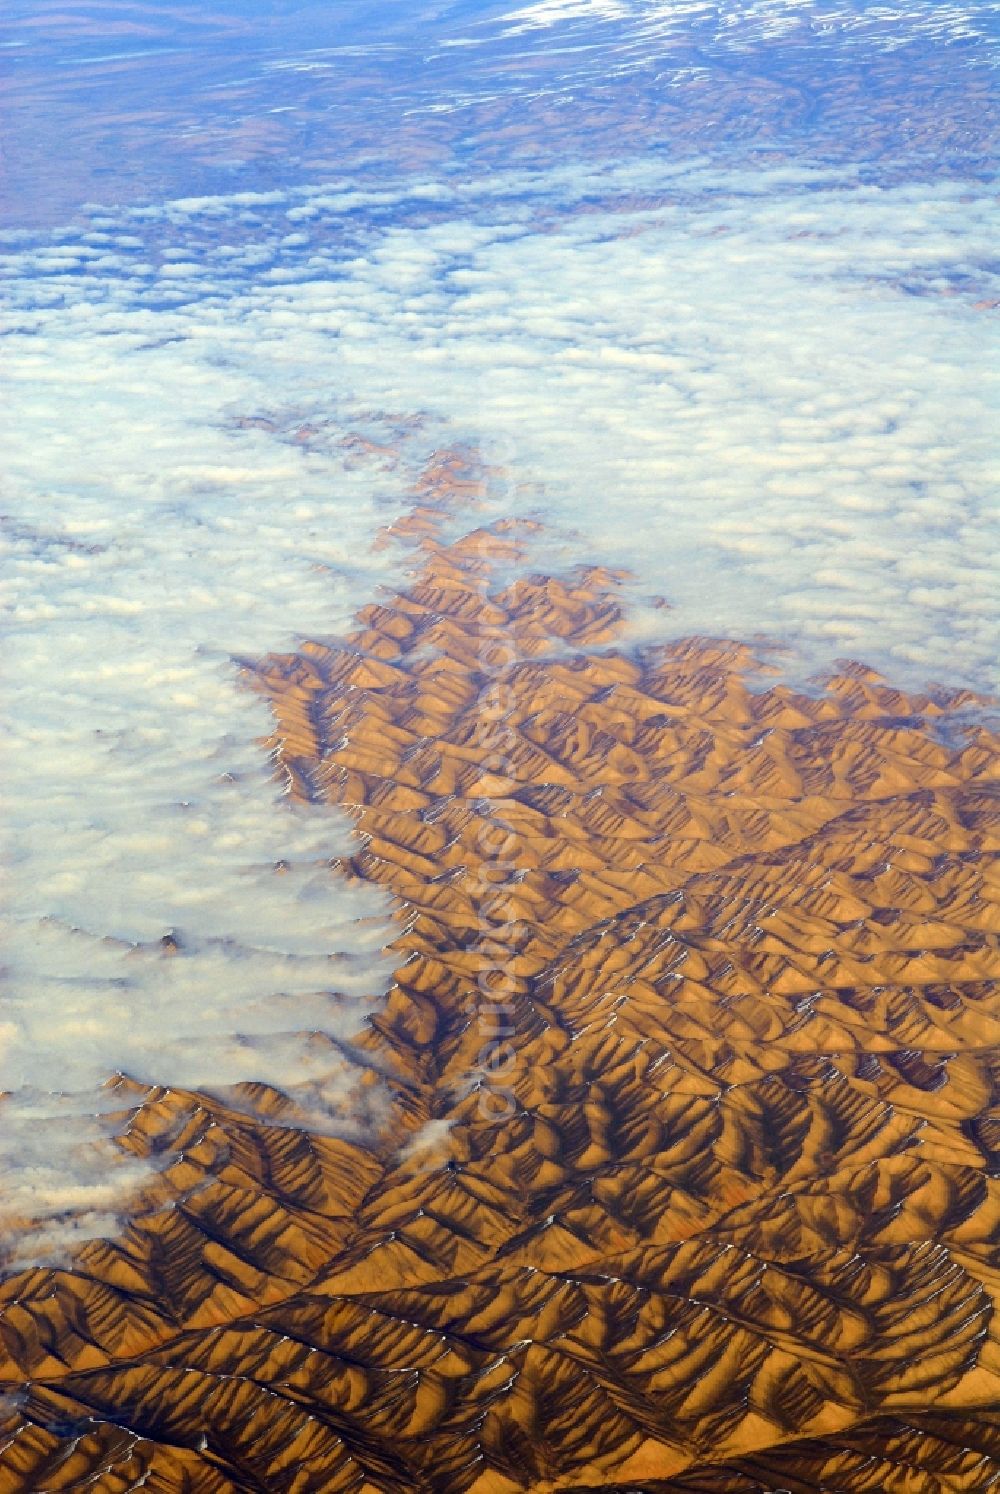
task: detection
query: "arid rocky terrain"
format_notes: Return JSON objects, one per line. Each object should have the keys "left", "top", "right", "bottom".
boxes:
{"left": 2, "top": 452, "right": 998, "bottom": 1490}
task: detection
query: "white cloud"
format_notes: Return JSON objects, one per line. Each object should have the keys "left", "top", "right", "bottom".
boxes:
{"left": 1, "top": 294, "right": 428, "bottom": 1257}
{"left": 1, "top": 151, "right": 996, "bottom": 1263}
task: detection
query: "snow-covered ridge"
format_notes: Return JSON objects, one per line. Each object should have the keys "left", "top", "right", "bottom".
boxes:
{"left": 485, "top": 0, "right": 1000, "bottom": 52}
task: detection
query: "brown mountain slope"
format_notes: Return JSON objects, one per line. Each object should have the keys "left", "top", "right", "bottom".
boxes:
{"left": 2, "top": 456, "right": 999, "bottom": 1491}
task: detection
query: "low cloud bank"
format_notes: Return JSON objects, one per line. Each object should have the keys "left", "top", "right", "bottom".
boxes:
{"left": 2, "top": 150, "right": 995, "bottom": 1261}
{"left": 2, "top": 305, "right": 415, "bottom": 1256}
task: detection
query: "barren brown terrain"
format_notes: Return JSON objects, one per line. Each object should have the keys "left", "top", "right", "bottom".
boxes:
{"left": 2, "top": 452, "right": 999, "bottom": 1490}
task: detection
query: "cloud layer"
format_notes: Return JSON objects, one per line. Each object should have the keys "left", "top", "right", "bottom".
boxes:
{"left": 1, "top": 291, "right": 418, "bottom": 1250}
{"left": 2, "top": 148, "right": 996, "bottom": 1258}
{"left": 11, "top": 158, "right": 989, "bottom": 683}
